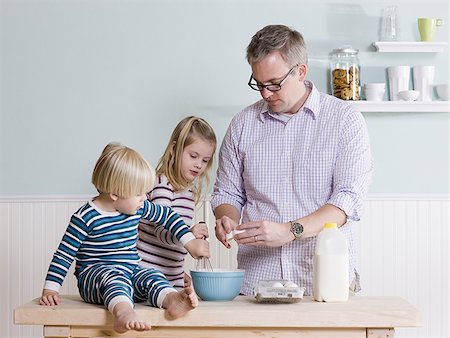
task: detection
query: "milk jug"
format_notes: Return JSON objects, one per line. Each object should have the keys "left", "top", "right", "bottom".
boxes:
{"left": 313, "top": 222, "right": 349, "bottom": 302}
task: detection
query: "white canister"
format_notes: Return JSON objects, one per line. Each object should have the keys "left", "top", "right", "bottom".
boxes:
{"left": 387, "top": 66, "right": 411, "bottom": 101}
{"left": 313, "top": 223, "right": 349, "bottom": 302}
{"left": 413, "top": 66, "right": 435, "bottom": 101}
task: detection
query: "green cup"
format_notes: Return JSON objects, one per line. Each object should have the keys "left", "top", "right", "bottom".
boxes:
{"left": 418, "top": 18, "right": 443, "bottom": 42}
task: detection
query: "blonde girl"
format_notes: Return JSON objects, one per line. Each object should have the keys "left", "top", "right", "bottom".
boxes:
{"left": 137, "top": 116, "right": 217, "bottom": 289}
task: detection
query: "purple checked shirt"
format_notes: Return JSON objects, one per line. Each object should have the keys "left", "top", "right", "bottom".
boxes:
{"left": 211, "top": 81, "right": 373, "bottom": 295}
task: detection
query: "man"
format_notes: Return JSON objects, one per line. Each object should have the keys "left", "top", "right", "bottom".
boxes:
{"left": 211, "top": 24, "right": 373, "bottom": 296}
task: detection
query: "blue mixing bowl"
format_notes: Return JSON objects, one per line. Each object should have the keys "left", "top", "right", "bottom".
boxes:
{"left": 190, "top": 269, "right": 245, "bottom": 301}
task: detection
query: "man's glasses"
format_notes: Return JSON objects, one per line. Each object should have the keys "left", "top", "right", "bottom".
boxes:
{"left": 248, "top": 64, "right": 299, "bottom": 92}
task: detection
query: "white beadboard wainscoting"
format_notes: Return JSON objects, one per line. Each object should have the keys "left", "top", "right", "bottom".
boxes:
{"left": 1, "top": 194, "right": 448, "bottom": 338}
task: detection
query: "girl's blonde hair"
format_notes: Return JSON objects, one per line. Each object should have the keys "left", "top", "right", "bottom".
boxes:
{"left": 156, "top": 116, "right": 216, "bottom": 203}
{"left": 92, "top": 143, "right": 156, "bottom": 198}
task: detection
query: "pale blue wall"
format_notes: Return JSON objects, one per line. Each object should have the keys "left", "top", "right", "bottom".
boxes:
{"left": 1, "top": 0, "right": 448, "bottom": 195}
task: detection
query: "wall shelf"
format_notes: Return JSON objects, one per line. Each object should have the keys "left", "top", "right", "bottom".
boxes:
{"left": 372, "top": 41, "right": 448, "bottom": 53}
{"left": 349, "top": 101, "right": 450, "bottom": 113}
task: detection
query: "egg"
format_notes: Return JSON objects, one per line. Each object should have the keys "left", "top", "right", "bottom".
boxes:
{"left": 226, "top": 229, "right": 245, "bottom": 241}
{"left": 271, "top": 282, "right": 284, "bottom": 288}
{"left": 284, "top": 281, "right": 298, "bottom": 288}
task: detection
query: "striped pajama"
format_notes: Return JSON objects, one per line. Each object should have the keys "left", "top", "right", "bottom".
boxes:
{"left": 77, "top": 263, "right": 175, "bottom": 311}
{"left": 43, "top": 199, "right": 196, "bottom": 311}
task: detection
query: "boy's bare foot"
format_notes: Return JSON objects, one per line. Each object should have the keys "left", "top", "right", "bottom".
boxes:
{"left": 163, "top": 286, "right": 198, "bottom": 319}
{"left": 113, "top": 302, "right": 151, "bottom": 333}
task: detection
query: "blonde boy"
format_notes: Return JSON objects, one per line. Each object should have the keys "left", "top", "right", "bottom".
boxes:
{"left": 40, "top": 143, "right": 209, "bottom": 333}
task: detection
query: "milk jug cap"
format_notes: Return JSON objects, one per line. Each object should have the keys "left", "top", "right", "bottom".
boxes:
{"left": 324, "top": 222, "right": 338, "bottom": 229}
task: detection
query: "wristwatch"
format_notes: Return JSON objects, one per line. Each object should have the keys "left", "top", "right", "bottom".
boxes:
{"left": 290, "top": 221, "right": 304, "bottom": 240}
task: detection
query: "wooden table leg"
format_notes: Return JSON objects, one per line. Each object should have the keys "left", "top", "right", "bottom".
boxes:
{"left": 367, "top": 328, "right": 395, "bottom": 338}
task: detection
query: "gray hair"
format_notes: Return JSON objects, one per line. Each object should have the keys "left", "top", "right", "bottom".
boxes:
{"left": 246, "top": 25, "right": 308, "bottom": 66}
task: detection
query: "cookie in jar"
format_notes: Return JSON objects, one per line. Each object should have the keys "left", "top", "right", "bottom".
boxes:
{"left": 330, "top": 47, "right": 360, "bottom": 100}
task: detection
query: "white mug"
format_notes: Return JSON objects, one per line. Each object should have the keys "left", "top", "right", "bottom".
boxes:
{"left": 387, "top": 66, "right": 410, "bottom": 101}
{"left": 413, "top": 66, "right": 435, "bottom": 101}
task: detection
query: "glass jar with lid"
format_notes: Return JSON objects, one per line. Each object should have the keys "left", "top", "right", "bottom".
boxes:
{"left": 330, "top": 46, "right": 360, "bottom": 100}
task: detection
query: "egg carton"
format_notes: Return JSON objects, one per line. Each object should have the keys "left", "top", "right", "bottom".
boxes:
{"left": 254, "top": 280, "right": 305, "bottom": 303}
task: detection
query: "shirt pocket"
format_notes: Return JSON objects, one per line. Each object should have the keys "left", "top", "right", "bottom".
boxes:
{"left": 297, "top": 147, "right": 336, "bottom": 195}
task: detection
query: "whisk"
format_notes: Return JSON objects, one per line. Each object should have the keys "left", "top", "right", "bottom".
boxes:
{"left": 195, "top": 256, "right": 214, "bottom": 272}
{"left": 195, "top": 221, "right": 214, "bottom": 272}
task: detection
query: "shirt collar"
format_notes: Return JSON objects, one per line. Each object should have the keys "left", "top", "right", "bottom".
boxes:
{"left": 258, "top": 80, "right": 321, "bottom": 123}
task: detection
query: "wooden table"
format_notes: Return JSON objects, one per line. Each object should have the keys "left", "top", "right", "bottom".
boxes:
{"left": 14, "top": 295, "right": 421, "bottom": 338}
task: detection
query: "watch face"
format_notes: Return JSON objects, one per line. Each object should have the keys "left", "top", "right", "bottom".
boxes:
{"left": 292, "top": 222, "right": 303, "bottom": 238}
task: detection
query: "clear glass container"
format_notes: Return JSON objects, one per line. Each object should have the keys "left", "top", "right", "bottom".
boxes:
{"left": 330, "top": 47, "right": 360, "bottom": 101}
{"left": 379, "top": 6, "right": 398, "bottom": 41}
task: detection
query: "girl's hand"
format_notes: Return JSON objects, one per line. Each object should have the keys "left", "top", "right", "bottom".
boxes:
{"left": 39, "top": 289, "right": 61, "bottom": 306}
{"left": 184, "top": 273, "right": 192, "bottom": 288}
{"left": 185, "top": 238, "right": 210, "bottom": 259}
{"left": 191, "top": 222, "right": 209, "bottom": 239}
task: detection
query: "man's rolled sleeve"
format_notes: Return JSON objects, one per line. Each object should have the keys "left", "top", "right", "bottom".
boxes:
{"left": 211, "top": 117, "right": 246, "bottom": 213}
{"left": 328, "top": 191, "right": 363, "bottom": 222}
{"left": 329, "top": 110, "right": 373, "bottom": 222}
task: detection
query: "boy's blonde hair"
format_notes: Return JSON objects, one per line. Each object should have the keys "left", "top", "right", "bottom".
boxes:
{"left": 156, "top": 116, "right": 216, "bottom": 203}
{"left": 92, "top": 143, "right": 156, "bottom": 198}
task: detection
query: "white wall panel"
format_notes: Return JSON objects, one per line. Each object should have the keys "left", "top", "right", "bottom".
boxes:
{"left": 357, "top": 196, "right": 449, "bottom": 338}
{"left": 1, "top": 198, "right": 83, "bottom": 338}
{"left": 1, "top": 195, "right": 448, "bottom": 338}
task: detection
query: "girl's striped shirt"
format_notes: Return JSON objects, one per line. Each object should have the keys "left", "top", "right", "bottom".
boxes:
{"left": 137, "top": 175, "right": 195, "bottom": 289}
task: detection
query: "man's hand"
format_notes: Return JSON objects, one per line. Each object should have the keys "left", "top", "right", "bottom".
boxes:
{"left": 234, "top": 220, "right": 293, "bottom": 247}
{"left": 215, "top": 215, "right": 239, "bottom": 249}
{"left": 39, "top": 289, "right": 61, "bottom": 306}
